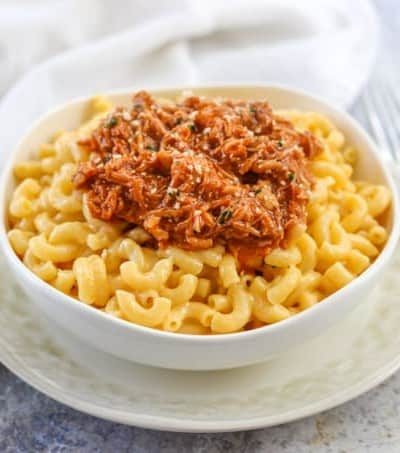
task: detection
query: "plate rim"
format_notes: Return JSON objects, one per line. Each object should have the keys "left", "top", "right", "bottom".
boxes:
{"left": 2, "top": 336, "right": 400, "bottom": 433}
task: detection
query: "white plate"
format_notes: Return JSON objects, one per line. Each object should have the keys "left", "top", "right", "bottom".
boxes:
{"left": 1, "top": 242, "right": 400, "bottom": 433}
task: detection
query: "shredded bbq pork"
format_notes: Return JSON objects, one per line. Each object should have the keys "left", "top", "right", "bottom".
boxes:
{"left": 74, "top": 91, "right": 322, "bottom": 267}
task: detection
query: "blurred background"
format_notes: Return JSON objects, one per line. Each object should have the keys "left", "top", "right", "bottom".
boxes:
{"left": 0, "top": 0, "right": 394, "bottom": 162}
{"left": 0, "top": 0, "right": 387, "bottom": 102}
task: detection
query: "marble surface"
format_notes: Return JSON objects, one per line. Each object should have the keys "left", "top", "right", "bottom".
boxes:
{"left": 1, "top": 364, "right": 400, "bottom": 453}
{"left": 1, "top": 1, "right": 400, "bottom": 452}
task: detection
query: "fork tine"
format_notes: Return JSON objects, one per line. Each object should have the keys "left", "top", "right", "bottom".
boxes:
{"left": 362, "top": 85, "right": 396, "bottom": 161}
{"left": 362, "top": 88, "right": 395, "bottom": 161}
{"left": 381, "top": 76, "right": 400, "bottom": 160}
{"left": 378, "top": 81, "right": 400, "bottom": 160}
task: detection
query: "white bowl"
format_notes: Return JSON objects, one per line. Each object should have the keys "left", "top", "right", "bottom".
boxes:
{"left": 0, "top": 85, "right": 399, "bottom": 371}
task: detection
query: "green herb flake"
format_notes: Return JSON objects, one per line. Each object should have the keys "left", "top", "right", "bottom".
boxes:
{"left": 254, "top": 188, "right": 262, "bottom": 195}
{"left": 288, "top": 172, "right": 295, "bottom": 182}
{"left": 105, "top": 117, "right": 118, "bottom": 128}
{"left": 218, "top": 209, "right": 233, "bottom": 225}
{"left": 145, "top": 144, "right": 158, "bottom": 152}
{"left": 176, "top": 117, "right": 183, "bottom": 125}
{"left": 277, "top": 140, "right": 284, "bottom": 148}
{"left": 188, "top": 123, "right": 196, "bottom": 132}
{"left": 249, "top": 106, "right": 257, "bottom": 113}
{"left": 167, "top": 187, "right": 180, "bottom": 197}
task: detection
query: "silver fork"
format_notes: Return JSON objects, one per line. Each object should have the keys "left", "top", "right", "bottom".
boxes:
{"left": 361, "top": 73, "right": 400, "bottom": 162}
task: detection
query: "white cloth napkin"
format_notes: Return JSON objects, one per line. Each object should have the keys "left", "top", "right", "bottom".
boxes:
{"left": 0, "top": 0, "right": 378, "bottom": 159}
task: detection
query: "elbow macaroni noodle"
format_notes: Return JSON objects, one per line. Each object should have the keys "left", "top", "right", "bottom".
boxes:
{"left": 7, "top": 97, "right": 392, "bottom": 334}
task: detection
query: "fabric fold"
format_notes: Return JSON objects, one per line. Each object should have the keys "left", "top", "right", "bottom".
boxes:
{"left": 0, "top": 0, "right": 378, "bottom": 160}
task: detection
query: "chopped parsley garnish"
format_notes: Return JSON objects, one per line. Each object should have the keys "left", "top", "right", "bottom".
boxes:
{"left": 277, "top": 140, "right": 284, "bottom": 147}
{"left": 254, "top": 188, "right": 262, "bottom": 195}
{"left": 145, "top": 144, "right": 158, "bottom": 152}
{"left": 188, "top": 123, "right": 196, "bottom": 132}
{"left": 288, "top": 172, "right": 295, "bottom": 182}
{"left": 218, "top": 209, "right": 233, "bottom": 224}
{"left": 167, "top": 187, "right": 180, "bottom": 197}
{"left": 105, "top": 117, "right": 118, "bottom": 128}
{"left": 249, "top": 106, "right": 257, "bottom": 113}
{"left": 104, "top": 154, "right": 112, "bottom": 163}
{"left": 176, "top": 117, "right": 183, "bottom": 125}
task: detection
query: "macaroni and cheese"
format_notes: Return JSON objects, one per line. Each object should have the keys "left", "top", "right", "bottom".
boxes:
{"left": 7, "top": 92, "right": 391, "bottom": 334}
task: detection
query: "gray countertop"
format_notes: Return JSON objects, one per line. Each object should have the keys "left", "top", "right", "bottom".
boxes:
{"left": 2, "top": 362, "right": 400, "bottom": 453}
{"left": 1, "top": 1, "right": 400, "bottom": 451}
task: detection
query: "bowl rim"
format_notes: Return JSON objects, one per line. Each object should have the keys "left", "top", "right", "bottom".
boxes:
{"left": 1, "top": 82, "right": 399, "bottom": 344}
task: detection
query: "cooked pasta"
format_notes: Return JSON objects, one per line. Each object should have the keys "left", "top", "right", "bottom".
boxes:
{"left": 7, "top": 93, "right": 391, "bottom": 334}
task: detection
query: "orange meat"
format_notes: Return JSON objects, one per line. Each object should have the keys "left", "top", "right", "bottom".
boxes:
{"left": 74, "top": 91, "right": 321, "bottom": 266}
